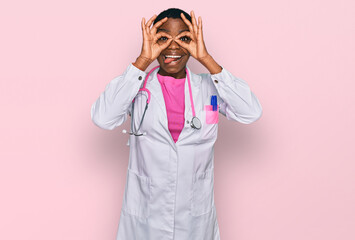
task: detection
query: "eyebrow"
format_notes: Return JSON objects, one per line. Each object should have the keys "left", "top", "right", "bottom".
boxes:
{"left": 157, "top": 29, "right": 189, "bottom": 33}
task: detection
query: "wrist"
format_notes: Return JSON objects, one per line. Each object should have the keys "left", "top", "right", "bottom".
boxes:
{"left": 199, "top": 55, "right": 222, "bottom": 75}
{"left": 197, "top": 54, "right": 212, "bottom": 63}
{"left": 133, "top": 55, "right": 153, "bottom": 71}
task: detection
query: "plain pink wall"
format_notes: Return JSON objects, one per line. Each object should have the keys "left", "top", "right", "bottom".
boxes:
{"left": 1, "top": 0, "right": 354, "bottom": 239}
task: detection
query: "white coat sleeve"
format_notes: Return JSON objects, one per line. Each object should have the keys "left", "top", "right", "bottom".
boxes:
{"left": 91, "top": 63, "right": 147, "bottom": 130}
{"left": 203, "top": 66, "right": 263, "bottom": 124}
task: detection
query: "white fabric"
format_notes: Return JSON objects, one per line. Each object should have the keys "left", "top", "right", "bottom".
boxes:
{"left": 91, "top": 63, "right": 263, "bottom": 240}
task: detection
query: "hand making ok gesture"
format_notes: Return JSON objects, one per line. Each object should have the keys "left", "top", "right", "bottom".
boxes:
{"left": 174, "top": 11, "right": 210, "bottom": 62}
{"left": 139, "top": 15, "right": 173, "bottom": 62}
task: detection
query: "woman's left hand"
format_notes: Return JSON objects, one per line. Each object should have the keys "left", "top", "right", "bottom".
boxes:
{"left": 174, "top": 11, "right": 210, "bottom": 62}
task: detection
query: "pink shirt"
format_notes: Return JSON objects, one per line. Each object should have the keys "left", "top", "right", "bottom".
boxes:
{"left": 157, "top": 73, "right": 185, "bottom": 143}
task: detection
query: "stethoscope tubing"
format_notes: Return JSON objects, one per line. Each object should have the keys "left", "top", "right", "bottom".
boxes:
{"left": 127, "top": 65, "right": 201, "bottom": 136}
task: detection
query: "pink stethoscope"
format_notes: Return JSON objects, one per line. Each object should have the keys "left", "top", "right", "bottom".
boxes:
{"left": 124, "top": 65, "right": 201, "bottom": 136}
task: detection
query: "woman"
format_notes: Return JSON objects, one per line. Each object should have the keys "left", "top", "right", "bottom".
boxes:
{"left": 91, "top": 8, "right": 262, "bottom": 240}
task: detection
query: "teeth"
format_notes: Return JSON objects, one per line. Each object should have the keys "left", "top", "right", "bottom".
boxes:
{"left": 165, "top": 55, "right": 181, "bottom": 58}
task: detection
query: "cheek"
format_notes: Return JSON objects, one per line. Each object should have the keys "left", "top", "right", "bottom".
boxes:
{"left": 157, "top": 55, "right": 164, "bottom": 64}
{"left": 182, "top": 48, "right": 189, "bottom": 54}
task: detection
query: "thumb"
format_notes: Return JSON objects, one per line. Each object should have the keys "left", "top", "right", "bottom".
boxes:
{"left": 175, "top": 39, "right": 189, "bottom": 49}
{"left": 159, "top": 38, "right": 173, "bottom": 51}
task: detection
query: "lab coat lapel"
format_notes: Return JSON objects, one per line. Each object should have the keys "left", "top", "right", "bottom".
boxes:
{"left": 146, "top": 67, "right": 178, "bottom": 148}
{"left": 147, "top": 67, "right": 168, "bottom": 125}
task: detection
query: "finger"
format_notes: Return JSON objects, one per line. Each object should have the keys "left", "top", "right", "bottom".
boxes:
{"left": 156, "top": 38, "right": 173, "bottom": 54}
{"left": 191, "top": 10, "right": 198, "bottom": 34}
{"left": 180, "top": 12, "right": 194, "bottom": 34}
{"left": 151, "top": 17, "right": 168, "bottom": 34}
{"left": 154, "top": 32, "right": 172, "bottom": 44}
{"left": 175, "top": 31, "right": 194, "bottom": 40}
{"left": 141, "top": 18, "right": 147, "bottom": 37}
{"left": 145, "top": 14, "right": 157, "bottom": 33}
{"left": 198, "top": 16, "right": 203, "bottom": 40}
{"left": 174, "top": 38, "right": 190, "bottom": 49}
{"left": 159, "top": 38, "right": 173, "bottom": 49}
{"left": 145, "top": 14, "right": 157, "bottom": 27}
{"left": 154, "top": 32, "right": 172, "bottom": 40}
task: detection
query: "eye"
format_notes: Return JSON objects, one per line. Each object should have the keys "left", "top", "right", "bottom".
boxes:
{"left": 158, "top": 36, "right": 168, "bottom": 41}
{"left": 180, "top": 36, "right": 190, "bottom": 41}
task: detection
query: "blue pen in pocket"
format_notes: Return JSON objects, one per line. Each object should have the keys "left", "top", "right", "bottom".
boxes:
{"left": 211, "top": 95, "right": 217, "bottom": 111}
{"left": 205, "top": 95, "right": 219, "bottom": 124}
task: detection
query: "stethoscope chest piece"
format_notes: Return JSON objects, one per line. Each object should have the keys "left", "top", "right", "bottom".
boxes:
{"left": 190, "top": 116, "right": 201, "bottom": 130}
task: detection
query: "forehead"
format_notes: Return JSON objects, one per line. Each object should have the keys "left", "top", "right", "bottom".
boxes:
{"left": 157, "top": 18, "right": 189, "bottom": 33}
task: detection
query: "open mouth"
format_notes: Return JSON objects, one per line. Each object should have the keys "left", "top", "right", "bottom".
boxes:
{"left": 163, "top": 55, "right": 184, "bottom": 64}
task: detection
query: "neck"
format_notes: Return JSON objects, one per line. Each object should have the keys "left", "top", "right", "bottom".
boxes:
{"left": 158, "top": 67, "right": 186, "bottom": 79}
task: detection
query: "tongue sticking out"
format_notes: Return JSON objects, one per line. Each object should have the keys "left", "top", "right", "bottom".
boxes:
{"left": 164, "top": 57, "right": 179, "bottom": 64}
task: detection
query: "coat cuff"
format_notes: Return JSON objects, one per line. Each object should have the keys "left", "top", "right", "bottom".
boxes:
{"left": 127, "top": 62, "right": 147, "bottom": 83}
{"left": 210, "top": 65, "right": 233, "bottom": 86}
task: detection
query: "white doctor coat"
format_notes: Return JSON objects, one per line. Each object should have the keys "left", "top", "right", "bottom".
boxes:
{"left": 91, "top": 63, "right": 262, "bottom": 240}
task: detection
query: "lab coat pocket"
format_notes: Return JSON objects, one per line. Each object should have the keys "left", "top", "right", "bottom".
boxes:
{"left": 191, "top": 168, "right": 214, "bottom": 216}
{"left": 199, "top": 106, "right": 219, "bottom": 142}
{"left": 122, "top": 169, "right": 151, "bottom": 219}
{"left": 204, "top": 105, "right": 219, "bottom": 124}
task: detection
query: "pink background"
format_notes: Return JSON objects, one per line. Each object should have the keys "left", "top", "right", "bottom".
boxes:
{"left": 1, "top": 0, "right": 354, "bottom": 239}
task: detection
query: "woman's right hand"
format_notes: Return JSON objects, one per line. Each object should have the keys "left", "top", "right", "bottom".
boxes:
{"left": 134, "top": 15, "right": 173, "bottom": 70}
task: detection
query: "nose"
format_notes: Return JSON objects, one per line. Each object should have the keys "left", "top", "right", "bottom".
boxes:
{"left": 167, "top": 38, "right": 180, "bottom": 49}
